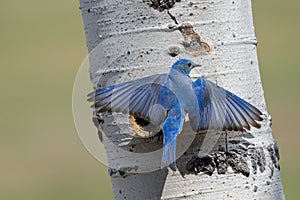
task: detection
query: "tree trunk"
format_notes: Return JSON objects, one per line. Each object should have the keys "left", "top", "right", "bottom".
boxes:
{"left": 79, "top": 0, "right": 285, "bottom": 199}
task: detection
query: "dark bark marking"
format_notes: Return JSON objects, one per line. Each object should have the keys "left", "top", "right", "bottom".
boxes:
{"left": 144, "top": 0, "right": 181, "bottom": 12}
{"left": 257, "top": 147, "right": 266, "bottom": 172}
{"left": 92, "top": 112, "right": 105, "bottom": 141}
{"left": 180, "top": 138, "right": 279, "bottom": 178}
{"left": 215, "top": 152, "right": 228, "bottom": 174}
{"left": 167, "top": 10, "right": 179, "bottom": 25}
{"left": 274, "top": 141, "right": 280, "bottom": 161}
{"left": 253, "top": 185, "right": 258, "bottom": 192}
{"left": 227, "top": 151, "right": 250, "bottom": 177}
{"left": 168, "top": 45, "right": 181, "bottom": 57}
{"left": 267, "top": 144, "right": 280, "bottom": 170}
{"left": 109, "top": 166, "right": 139, "bottom": 178}
{"left": 186, "top": 155, "right": 216, "bottom": 176}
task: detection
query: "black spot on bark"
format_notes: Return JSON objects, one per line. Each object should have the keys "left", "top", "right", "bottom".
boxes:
{"left": 186, "top": 155, "right": 216, "bottom": 176}
{"left": 119, "top": 170, "right": 126, "bottom": 177}
{"left": 215, "top": 152, "right": 227, "bottom": 174}
{"left": 250, "top": 147, "right": 266, "bottom": 174}
{"left": 228, "top": 139, "right": 240, "bottom": 144}
{"left": 144, "top": 0, "right": 181, "bottom": 12}
{"left": 257, "top": 147, "right": 266, "bottom": 172}
{"left": 168, "top": 45, "right": 181, "bottom": 57}
{"left": 97, "top": 131, "right": 103, "bottom": 142}
{"left": 274, "top": 141, "right": 280, "bottom": 160}
{"left": 227, "top": 151, "right": 250, "bottom": 177}
{"left": 269, "top": 165, "right": 274, "bottom": 178}
{"left": 108, "top": 166, "right": 139, "bottom": 178}
{"left": 184, "top": 150, "right": 250, "bottom": 177}
{"left": 92, "top": 113, "right": 105, "bottom": 141}
{"left": 267, "top": 144, "right": 280, "bottom": 169}
{"left": 250, "top": 150, "right": 258, "bottom": 174}
{"left": 253, "top": 185, "right": 258, "bottom": 192}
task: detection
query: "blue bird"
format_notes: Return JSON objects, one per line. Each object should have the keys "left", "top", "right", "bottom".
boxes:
{"left": 88, "top": 59, "right": 263, "bottom": 168}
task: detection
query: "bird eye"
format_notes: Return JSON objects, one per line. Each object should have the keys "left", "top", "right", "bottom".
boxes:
{"left": 187, "top": 62, "right": 192, "bottom": 67}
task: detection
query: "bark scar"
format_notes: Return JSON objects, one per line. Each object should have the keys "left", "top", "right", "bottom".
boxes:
{"left": 166, "top": 10, "right": 211, "bottom": 55}
{"left": 177, "top": 22, "right": 211, "bottom": 55}
{"left": 167, "top": 13, "right": 211, "bottom": 56}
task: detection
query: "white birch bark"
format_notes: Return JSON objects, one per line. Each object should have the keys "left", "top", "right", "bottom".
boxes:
{"left": 79, "top": 0, "right": 285, "bottom": 199}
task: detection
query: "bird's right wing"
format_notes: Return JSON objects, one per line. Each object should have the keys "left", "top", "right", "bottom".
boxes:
{"left": 189, "top": 78, "right": 263, "bottom": 132}
{"left": 87, "top": 74, "right": 172, "bottom": 125}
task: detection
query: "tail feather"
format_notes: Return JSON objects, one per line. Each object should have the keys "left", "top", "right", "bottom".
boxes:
{"left": 160, "top": 107, "right": 184, "bottom": 169}
{"left": 161, "top": 138, "right": 177, "bottom": 169}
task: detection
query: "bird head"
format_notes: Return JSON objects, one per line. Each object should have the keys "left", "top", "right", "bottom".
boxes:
{"left": 171, "top": 59, "right": 201, "bottom": 75}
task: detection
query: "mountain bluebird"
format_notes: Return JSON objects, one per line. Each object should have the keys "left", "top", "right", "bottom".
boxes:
{"left": 88, "top": 59, "right": 263, "bottom": 168}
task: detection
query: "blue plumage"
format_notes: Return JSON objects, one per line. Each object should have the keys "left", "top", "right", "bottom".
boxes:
{"left": 88, "top": 59, "right": 263, "bottom": 168}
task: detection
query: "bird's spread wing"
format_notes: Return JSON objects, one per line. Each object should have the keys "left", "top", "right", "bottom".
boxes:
{"left": 87, "top": 74, "right": 171, "bottom": 125}
{"left": 189, "top": 78, "right": 263, "bottom": 132}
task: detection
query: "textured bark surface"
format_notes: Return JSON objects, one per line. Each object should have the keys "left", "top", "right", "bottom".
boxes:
{"left": 80, "top": 0, "right": 285, "bottom": 199}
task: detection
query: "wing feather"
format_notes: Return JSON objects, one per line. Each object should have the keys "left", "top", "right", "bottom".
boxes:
{"left": 190, "top": 78, "right": 263, "bottom": 132}
{"left": 88, "top": 74, "right": 170, "bottom": 125}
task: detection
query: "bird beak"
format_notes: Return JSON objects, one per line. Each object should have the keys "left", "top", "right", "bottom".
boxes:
{"left": 193, "top": 64, "right": 202, "bottom": 68}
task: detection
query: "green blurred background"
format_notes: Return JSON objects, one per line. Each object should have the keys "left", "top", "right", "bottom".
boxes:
{"left": 0, "top": 0, "right": 298, "bottom": 199}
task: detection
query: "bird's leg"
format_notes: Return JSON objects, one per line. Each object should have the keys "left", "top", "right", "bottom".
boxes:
{"left": 225, "top": 131, "right": 228, "bottom": 154}
{"left": 157, "top": 130, "right": 163, "bottom": 142}
{"left": 215, "top": 79, "right": 219, "bottom": 87}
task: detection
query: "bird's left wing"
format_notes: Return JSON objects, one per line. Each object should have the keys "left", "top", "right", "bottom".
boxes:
{"left": 189, "top": 78, "right": 263, "bottom": 132}
{"left": 87, "top": 74, "right": 170, "bottom": 125}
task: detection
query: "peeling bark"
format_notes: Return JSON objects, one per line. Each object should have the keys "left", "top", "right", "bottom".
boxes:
{"left": 80, "top": 0, "right": 285, "bottom": 199}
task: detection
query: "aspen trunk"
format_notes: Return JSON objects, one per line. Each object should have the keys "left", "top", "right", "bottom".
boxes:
{"left": 79, "top": 0, "right": 285, "bottom": 199}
